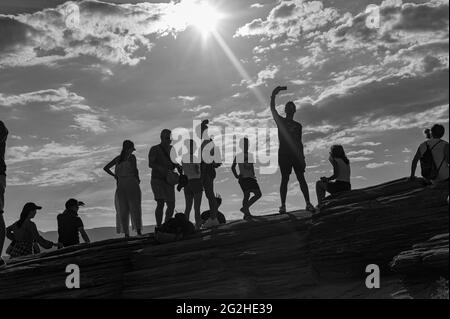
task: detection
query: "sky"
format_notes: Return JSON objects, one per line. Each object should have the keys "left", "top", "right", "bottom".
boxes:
{"left": 0, "top": 0, "right": 448, "bottom": 232}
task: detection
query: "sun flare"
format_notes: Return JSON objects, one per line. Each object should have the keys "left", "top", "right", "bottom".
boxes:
{"left": 175, "top": 1, "right": 223, "bottom": 37}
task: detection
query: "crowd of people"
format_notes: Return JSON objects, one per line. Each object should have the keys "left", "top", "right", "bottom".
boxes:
{"left": 0, "top": 87, "right": 448, "bottom": 264}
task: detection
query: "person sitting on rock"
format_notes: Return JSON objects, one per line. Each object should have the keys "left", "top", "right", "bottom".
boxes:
{"left": 57, "top": 199, "right": 90, "bottom": 248}
{"left": 316, "top": 145, "right": 352, "bottom": 206}
{"left": 6, "top": 203, "right": 60, "bottom": 258}
{"left": 201, "top": 195, "right": 226, "bottom": 226}
{"left": 155, "top": 213, "right": 196, "bottom": 244}
{"left": 411, "top": 124, "right": 449, "bottom": 185}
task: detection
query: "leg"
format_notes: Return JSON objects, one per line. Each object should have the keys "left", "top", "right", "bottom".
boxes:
{"left": 241, "top": 191, "right": 251, "bottom": 217}
{"left": 184, "top": 189, "right": 194, "bottom": 221}
{"left": 0, "top": 175, "right": 5, "bottom": 258}
{"left": 117, "top": 183, "right": 130, "bottom": 237}
{"left": 296, "top": 172, "right": 312, "bottom": 204}
{"left": 193, "top": 192, "right": 203, "bottom": 229}
{"left": 316, "top": 180, "right": 327, "bottom": 205}
{"left": 247, "top": 189, "right": 262, "bottom": 210}
{"left": 203, "top": 177, "right": 218, "bottom": 220}
{"left": 165, "top": 201, "right": 175, "bottom": 222}
{"left": 155, "top": 200, "right": 165, "bottom": 227}
{"left": 0, "top": 215, "right": 4, "bottom": 262}
{"left": 280, "top": 174, "right": 290, "bottom": 208}
{"left": 129, "top": 180, "right": 143, "bottom": 236}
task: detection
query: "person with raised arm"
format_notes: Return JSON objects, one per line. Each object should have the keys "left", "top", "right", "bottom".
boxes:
{"left": 104, "top": 140, "right": 142, "bottom": 238}
{"left": 270, "top": 86, "right": 315, "bottom": 213}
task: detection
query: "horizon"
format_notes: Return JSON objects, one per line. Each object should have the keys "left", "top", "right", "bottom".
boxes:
{"left": 0, "top": 0, "right": 449, "bottom": 233}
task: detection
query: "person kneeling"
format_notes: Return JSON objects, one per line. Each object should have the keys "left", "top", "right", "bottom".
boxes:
{"left": 155, "top": 213, "right": 196, "bottom": 244}
{"left": 316, "top": 145, "right": 351, "bottom": 207}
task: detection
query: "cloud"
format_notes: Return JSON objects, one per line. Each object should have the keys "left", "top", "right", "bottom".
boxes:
{"left": 366, "top": 161, "right": 395, "bottom": 169}
{"left": 0, "top": 87, "right": 85, "bottom": 108}
{"left": 185, "top": 105, "right": 212, "bottom": 113}
{"left": 72, "top": 113, "right": 108, "bottom": 134}
{"left": 248, "top": 65, "right": 279, "bottom": 88}
{"left": 347, "top": 149, "right": 375, "bottom": 156}
{"left": 235, "top": 0, "right": 340, "bottom": 39}
{"left": 251, "top": 3, "right": 264, "bottom": 9}
{"left": 0, "top": 0, "right": 215, "bottom": 68}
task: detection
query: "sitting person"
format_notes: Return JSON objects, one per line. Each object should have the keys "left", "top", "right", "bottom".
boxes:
{"left": 57, "top": 199, "right": 90, "bottom": 248}
{"left": 316, "top": 145, "right": 351, "bottom": 206}
{"left": 201, "top": 195, "right": 226, "bottom": 225}
{"left": 155, "top": 213, "right": 196, "bottom": 243}
{"left": 411, "top": 124, "right": 449, "bottom": 185}
{"left": 6, "top": 202, "right": 59, "bottom": 258}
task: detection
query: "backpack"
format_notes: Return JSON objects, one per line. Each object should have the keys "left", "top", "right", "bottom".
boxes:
{"left": 420, "top": 140, "right": 444, "bottom": 180}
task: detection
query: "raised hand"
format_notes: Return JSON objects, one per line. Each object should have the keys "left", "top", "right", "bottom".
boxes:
{"left": 272, "top": 86, "right": 287, "bottom": 97}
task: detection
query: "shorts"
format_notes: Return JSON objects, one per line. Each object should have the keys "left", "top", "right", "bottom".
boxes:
{"left": 278, "top": 153, "right": 306, "bottom": 177}
{"left": 0, "top": 174, "right": 5, "bottom": 214}
{"left": 151, "top": 178, "right": 175, "bottom": 203}
{"left": 327, "top": 181, "right": 351, "bottom": 195}
{"left": 184, "top": 178, "right": 203, "bottom": 196}
{"left": 239, "top": 177, "right": 261, "bottom": 193}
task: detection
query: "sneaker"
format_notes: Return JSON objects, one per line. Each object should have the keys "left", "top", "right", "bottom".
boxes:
{"left": 202, "top": 218, "right": 220, "bottom": 229}
{"left": 306, "top": 203, "right": 316, "bottom": 213}
{"left": 279, "top": 205, "right": 287, "bottom": 214}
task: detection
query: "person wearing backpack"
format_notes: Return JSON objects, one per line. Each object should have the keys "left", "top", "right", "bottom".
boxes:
{"left": 410, "top": 124, "right": 449, "bottom": 184}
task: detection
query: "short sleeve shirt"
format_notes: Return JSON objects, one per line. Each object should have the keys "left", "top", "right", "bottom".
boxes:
{"left": 57, "top": 210, "right": 84, "bottom": 246}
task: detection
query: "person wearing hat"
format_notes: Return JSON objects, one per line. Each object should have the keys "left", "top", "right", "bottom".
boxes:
{"left": 57, "top": 199, "right": 90, "bottom": 248}
{"left": 6, "top": 202, "right": 59, "bottom": 258}
{"left": 104, "top": 140, "right": 142, "bottom": 238}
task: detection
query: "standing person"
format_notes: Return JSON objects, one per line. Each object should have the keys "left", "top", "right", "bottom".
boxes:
{"left": 200, "top": 120, "right": 222, "bottom": 228}
{"left": 270, "top": 86, "right": 315, "bottom": 213}
{"left": 316, "top": 145, "right": 352, "bottom": 206}
{"left": 0, "top": 121, "right": 7, "bottom": 265}
{"left": 6, "top": 203, "right": 59, "bottom": 258}
{"left": 104, "top": 140, "right": 143, "bottom": 238}
{"left": 231, "top": 137, "right": 262, "bottom": 219}
{"left": 182, "top": 139, "right": 203, "bottom": 229}
{"left": 411, "top": 124, "right": 449, "bottom": 184}
{"left": 57, "top": 199, "right": 90, "bottom": 248}
{"left": 149, "top": 129, "right": 181, "bottom": 228}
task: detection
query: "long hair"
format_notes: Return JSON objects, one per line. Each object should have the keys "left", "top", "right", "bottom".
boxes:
{"left": 118, "top": 140, "right": 134, "bottom": 164}
{"left": 330, "top": 145, "right": 350, "bottom": 165}
{"left": 17, "top": 204, "right": 34, "bottom": 228}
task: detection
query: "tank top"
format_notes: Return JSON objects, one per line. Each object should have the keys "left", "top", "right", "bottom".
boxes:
{"left": 115, "top": 159, "right": 136, "bottom": 178}
{"left": 419, "top": 139, "right": 449, "bottom": 182}
{"left": 331, "top": 157, "right": 351, "bottom": 183}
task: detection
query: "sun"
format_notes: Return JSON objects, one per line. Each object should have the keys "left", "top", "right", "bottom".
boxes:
{"left": 181, "top": 1, "right": 223, "bottom": 37}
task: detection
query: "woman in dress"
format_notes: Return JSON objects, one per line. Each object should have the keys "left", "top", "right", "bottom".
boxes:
{"left": 104, "top": 140, "right": 142, "bottom": 238}
{"left": 6, "top": 202, "right": 59, "bottom": 258}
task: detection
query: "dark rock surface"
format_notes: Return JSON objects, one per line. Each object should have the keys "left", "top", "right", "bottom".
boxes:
{"left": 0, "top": 178, "right": 448, "bottom": 299}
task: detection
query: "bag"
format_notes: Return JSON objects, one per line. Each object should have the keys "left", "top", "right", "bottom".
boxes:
{"left": 420, "top": 141, "right": 444, "bottom": 180}
{"left": 159, "top": 145, "right": 179, "bottom": 186}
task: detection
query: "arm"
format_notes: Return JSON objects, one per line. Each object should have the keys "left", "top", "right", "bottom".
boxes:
{"left": 445, "top": 143, "right": 449, "bottom": 165}
{"left": 410, "top": 148, "right": 421, "bottom": 179}
{"left": 327, "top": 158, "right": 338, "bottom": 181}
{"left": 79, "top": 227, "right": 91, "bottom": 244}
{"left": 103, "top": 156, "right": 119, "bottom": 180}
{"left": 6, "top": 224, "right": 15, "bottom": 241}
{"left": 270, "top": 86, "right": 286, "bottom": 120}
{"left": 231, "top": 157, "right": 239, "bottom": 179}
{"left": 31, "top": 223, "right": 56, "bottom": 250}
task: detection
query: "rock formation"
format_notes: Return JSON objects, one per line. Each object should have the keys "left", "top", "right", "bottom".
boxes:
{"left": 0, "top": 178, "right": 448, "bottom": 299}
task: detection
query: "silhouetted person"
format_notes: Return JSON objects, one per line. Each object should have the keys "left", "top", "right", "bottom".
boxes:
{"left": 6, "top": 203, "right": 59, "bottom": 258}
{"left": 411, "top": 124, "right": 449, "bottom": 184}
{"left": 57, "top": 199, "right": 90, "bottom": 247}
{"left": 424, "top": 128, "right": 432, "bottom": 140}
{"left": 232, "top": 137, "right": 262, "bottom": 219}
{"left": 0, "top": 121, "right": 7, "bottom": 266}
{"left": 200, "top": 120, "right": 222, "bottom": 228}
{"left": 182, "top": 139, "right": 203, "bottom": 229}
{"left": 270, "top": 86, "right": 315, "bottom": 213}
{"left": 316, "top": 145, "right": 352, "bottom": 206}
{"left": 149, "top": 130, "right": 181, "bottom": 227}
{"left": 156, "top": 213, "right": 196, "bottom": 243}
{"left": 104, "top": 140, "right": 142, "bottom": 238}
{"left": 201, "top": 195, "right": 226, "bottom": 225}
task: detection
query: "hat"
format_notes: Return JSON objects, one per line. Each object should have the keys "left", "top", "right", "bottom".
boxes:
{"left": 24, "top": 202, "right": 42, "bottom": 211}
{"left": 65, "top": 198, "right": 85, "bottom": 209}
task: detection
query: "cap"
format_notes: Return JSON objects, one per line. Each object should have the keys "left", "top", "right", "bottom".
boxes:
{"left": 123, "top": 140, "right": 136, "bottom": 151}
{"left": 65, "top": 198, "right": 85, "bottom": 209}
{"left": 24, "top": 202, "right": 42, "bottom": 211}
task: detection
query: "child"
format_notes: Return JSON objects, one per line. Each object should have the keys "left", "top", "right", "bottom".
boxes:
{"left": 316, "top": 145, "right": 351, "bottom": 206}
{"left": 231, "top": 137, "right": 262, "bottom": 219}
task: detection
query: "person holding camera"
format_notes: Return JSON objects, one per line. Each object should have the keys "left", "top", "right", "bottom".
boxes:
{"left": 270, "top": 86, "right": 315, "bottom": 214}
